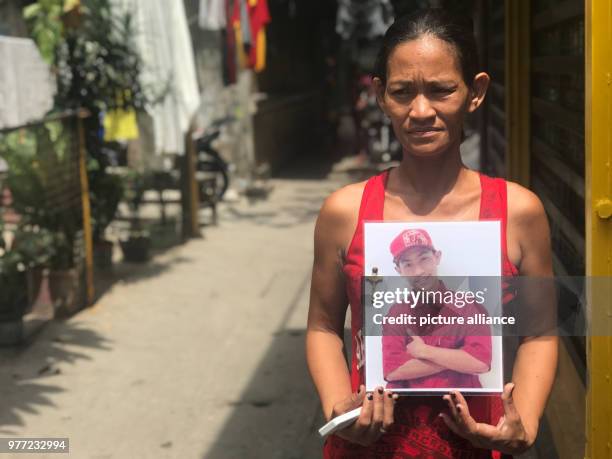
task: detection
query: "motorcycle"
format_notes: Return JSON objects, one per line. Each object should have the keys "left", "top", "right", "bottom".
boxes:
{"left": 193, "top": 117, "right": 233, "bottom": 202}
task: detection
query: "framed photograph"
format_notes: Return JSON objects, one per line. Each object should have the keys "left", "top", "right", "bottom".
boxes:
{"left": 363, "top": 221, "right": 504, "bottom": 394}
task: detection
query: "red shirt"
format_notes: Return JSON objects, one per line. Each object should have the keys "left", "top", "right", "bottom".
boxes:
{"left": 382, "top": 281, "right": 492, "bottom": 390}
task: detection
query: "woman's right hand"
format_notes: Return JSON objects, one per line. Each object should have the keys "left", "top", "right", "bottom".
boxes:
{"left": 330, "top": 384, "right": 398, "bottom": 446}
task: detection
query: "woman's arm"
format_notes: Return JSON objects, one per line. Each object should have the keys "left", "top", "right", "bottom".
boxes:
{"left": 439, "top": 184, "right": 558, "bottom": 455}
{"left": 306, "top": 186, "right": 399, "bottom": 447}
{"left": 506, "top": 184, "right": 558, "bottom": 443}
{"left": 306, "top": 187, "right": 358, "bottom": 421}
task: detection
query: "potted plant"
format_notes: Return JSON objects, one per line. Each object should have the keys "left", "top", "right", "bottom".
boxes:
{"left": 0, "top": 220, "right": 29, "bottom": 324}
{"left": 12, "top": 224, "right": 57, "bottom": 312}
{"left": 119, "top": 170, "right": 151, "bottom": 263}
{"left": 0, "top": 218, "right": 57, "bottom": 344}
{"left": 0, "top": 123, "right": 84, "bottom": 318}
{"left": 91, "top": 171, "right": 124, "bottom": 269}
{"left": 148, "top": 171, "right": 181, "bottom": 250}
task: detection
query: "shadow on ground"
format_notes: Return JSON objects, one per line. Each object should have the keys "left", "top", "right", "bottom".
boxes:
{"left": 201, "top": 326, "right": 325, "bottom": 459}
{"left": 200, "top": 271, "right": 328, "bottom": 459}
{"left": 93, "top": 251, "right": 194, "bottom": 304}
{"left": 0, "top": 322, "right": 112, "bottom": 434}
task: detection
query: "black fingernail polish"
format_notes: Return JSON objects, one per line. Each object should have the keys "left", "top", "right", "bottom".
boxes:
{"left": 378, "top": 388, "right": 384, "bottom": 395}
{"left": 367, "top": 394, "right": 373, "bottom": 401}
{"left": 451, "top": 392, "right": 457, "bottom": 399}
{"left": 387, "top": 392, "right": 393, "bottom": 399}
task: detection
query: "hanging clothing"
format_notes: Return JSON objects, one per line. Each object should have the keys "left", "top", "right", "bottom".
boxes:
{"left": 111, "top": 0, "right": 200, "bottom": 154}
{"left": 103, "top": 109, "right": 139, "bottom": 141}
{"left": 231, "top": 0, "right": 271, "bottom": 73}
{"left": 335, "top": 0, "right": 393, "bottom": 40}
{"left": 103, "top": 90, "right": 140, "bottom": 141}
{"left": 247, "top": 0, "right": 270, "bottom": 72}
{"left": 0, "top": 36, "right": 55, "bottom": 130}
{"left": 198, "top": 0, "right": 226, "bottom": 30}
{"left": 221, "top": 0, "right": 237, "bottom": 85}
{"left": 231, "top": 0, "right": 252, "bottom": 69}
{"left": 240, "top": 0, "right": 252, "bottom": 51}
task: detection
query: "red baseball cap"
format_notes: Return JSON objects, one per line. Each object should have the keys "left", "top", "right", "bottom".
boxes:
{"left": 390, "top": 228, "right": 435, "bottom": 261}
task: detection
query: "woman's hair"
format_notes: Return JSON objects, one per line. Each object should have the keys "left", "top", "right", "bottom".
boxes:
{"left": 373, "top": 8, "right": 479, "bottom": 87}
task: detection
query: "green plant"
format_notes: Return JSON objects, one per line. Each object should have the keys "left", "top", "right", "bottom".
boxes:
{"left": 122, "top": 170, "right": 150, "bottom": 235}
{"left": 23, "top": 0, "right": 64, "bottom": 65}
{"left": 0, "top": 218, "right": 57, "bottom": 319}
{"left": 1, "top": 224, "right": 57, "bottom": 270}
{"left": 0, "top": 122, "right": 80, "bottom": 270}
{"left": 90, "top": 171, "right": 124, "bottom": 242}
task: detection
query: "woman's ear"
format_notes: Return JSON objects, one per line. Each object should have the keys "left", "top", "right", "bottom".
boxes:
{"left": 467, "top": 72, "right": 490, "bottom": 113}
{"left": 373, "top": 77, "right": 388, "bottom": 115}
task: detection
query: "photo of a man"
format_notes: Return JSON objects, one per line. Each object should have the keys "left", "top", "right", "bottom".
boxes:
{"left": 381, "top": 228, "right": 493, "bottom": 390}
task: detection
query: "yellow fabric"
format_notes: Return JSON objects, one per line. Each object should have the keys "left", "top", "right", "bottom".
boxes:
{"left": 254, "top": 27, "right": 266, "bottom": 72}
{"left": 233, "top": 23, "right": 249, "bottom": 69}
{"left": 248, "top": 0, "right": 257, "bottom": 6}
{"left": 63, "top": 0, "right": 80, "bottom": 12}
{"left": 103, "top": 108, "right": 139, "bottom": 141}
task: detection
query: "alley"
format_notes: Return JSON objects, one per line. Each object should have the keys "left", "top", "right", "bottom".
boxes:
{"left": 0, "top": 165, "right": 351, "bottom": 459}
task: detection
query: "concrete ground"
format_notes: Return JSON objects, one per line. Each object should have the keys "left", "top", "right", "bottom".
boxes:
{"left": 0, "top": 162, "right": 348, "bottom": 459}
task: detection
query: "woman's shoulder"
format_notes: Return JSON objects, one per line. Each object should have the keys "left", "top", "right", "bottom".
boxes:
{"left": 505, "top": 180, "right": 547, "bottom": 226}
{"left": 504, "top": 181, "right": 552, "bottom": 274}
{"left": 315, "top": 180, "right": 369, "bottom": 253}
{"left": 318, "top": 179, "right": 368, "bottom": 224}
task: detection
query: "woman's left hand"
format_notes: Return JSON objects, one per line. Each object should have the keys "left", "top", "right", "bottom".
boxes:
{"left": 439, "top": 383, "right": 536, "bottom": 455}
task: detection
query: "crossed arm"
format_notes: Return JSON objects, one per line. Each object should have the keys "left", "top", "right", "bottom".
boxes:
{"left": 385, "top": 336, "right": 490, "bottom": 382}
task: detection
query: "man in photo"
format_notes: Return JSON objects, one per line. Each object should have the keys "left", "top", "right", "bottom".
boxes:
{"left": 382, "top": 228, "right": 493, "bottom": 390}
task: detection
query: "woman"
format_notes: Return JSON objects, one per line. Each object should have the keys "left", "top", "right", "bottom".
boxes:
{"left": 306, "top": 8, "right": 558, "bottom": 458}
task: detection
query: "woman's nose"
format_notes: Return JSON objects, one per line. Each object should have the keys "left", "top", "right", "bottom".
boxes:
{"left": 409, "top": 94, "right": 436, "bottom": 121}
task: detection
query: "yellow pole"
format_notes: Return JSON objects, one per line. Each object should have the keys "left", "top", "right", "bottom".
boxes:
{"left": 76, "top": 113, "right": 95, "bottom": 305}
{"left": 585, "top": 0, "right": 612, "bottom": 457}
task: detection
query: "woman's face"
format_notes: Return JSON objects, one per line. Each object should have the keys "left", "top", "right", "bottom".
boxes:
{"left": 375, "top": 35, "right": 488, "bottom": 158}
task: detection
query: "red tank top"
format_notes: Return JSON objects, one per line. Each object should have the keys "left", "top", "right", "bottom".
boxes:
{"left": 324, "top": 168, "right": 519, "bottom": 459}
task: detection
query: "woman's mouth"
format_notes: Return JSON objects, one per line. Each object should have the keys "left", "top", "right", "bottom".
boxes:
{"left": 407, "top": 128, "right": 443, "bottom": 137}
